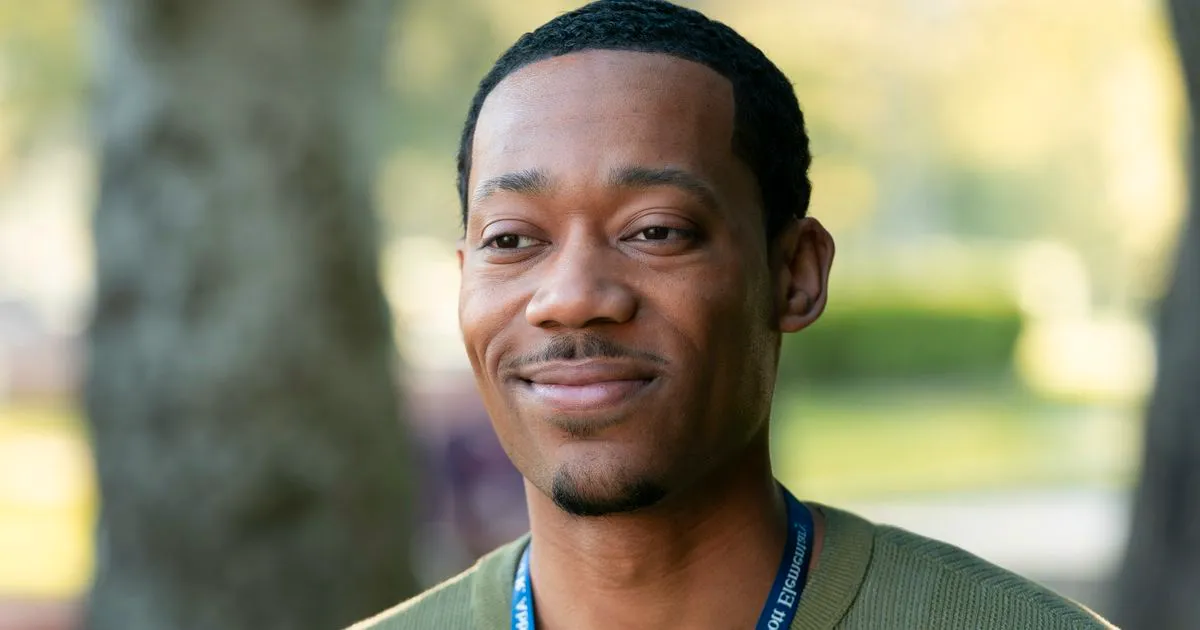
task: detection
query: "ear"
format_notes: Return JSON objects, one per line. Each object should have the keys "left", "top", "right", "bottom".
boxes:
{"left": 775, "top": 217, "right": 835, "bottom": 333}
{"left": 456, "top": 238, "right": 465, "bottom": 271}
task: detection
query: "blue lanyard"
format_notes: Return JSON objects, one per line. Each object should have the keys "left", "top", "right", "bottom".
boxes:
{"left": 511, "top": 486, "right": 815, "bottom": 630}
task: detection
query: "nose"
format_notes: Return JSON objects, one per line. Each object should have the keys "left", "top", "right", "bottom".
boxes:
{"left": 525, "top": 240, "right": 637, "bottom": 330}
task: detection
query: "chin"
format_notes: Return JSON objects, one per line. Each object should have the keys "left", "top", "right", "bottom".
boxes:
{"left": 548, "top": 464, "right": 668, "bottom": 517}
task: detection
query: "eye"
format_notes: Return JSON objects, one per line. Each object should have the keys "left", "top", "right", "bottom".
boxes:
{"left": 628, "top": 226, "right": 696, "bottom": 242}
{"left": 483, "top": 233, "right": 542, "bottom": 250}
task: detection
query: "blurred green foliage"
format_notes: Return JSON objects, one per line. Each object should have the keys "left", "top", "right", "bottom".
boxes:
{"left": 780, "top": 301, "right": 1023, "bottom": 384}
{"left": 0, "top": 3, "right": 83, "bottom": 152}
{"left": 772, "top": 384, "right": 1137, "bottom": 501}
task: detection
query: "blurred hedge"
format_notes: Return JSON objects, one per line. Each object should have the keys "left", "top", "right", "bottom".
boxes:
{"left": 778, "top": 301, "right": 1023, "bottom": 384}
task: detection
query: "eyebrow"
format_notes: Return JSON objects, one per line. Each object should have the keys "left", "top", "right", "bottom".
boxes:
{"left": 470, "top": 165, "right": 720, "bottom": 210}
{"left": 472, "top": 168, "right": 553, "bottom": 204}
{"left": 608, "top": 165, "right": 719, "bottom": 210}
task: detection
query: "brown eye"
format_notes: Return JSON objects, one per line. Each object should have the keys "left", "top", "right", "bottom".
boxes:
{"left": 494, "top": 234, "right": 520, "bottom": 248}
{"left": 640, "top": 227, "right": 671, "bottom": 240}
{"left": 483, "top": 234, "right": 540, "bottom": 250}
{"left": 629, "top": 227, "right": 695, "bottom": 242}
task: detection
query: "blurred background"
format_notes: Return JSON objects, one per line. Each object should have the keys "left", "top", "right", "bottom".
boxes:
{"left": 0, "top": 0, "right": 1194, "bottom": 628}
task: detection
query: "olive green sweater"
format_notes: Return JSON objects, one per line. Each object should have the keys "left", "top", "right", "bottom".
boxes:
{"left": 349, "top": 505, "right": 1114, "bottom": 629}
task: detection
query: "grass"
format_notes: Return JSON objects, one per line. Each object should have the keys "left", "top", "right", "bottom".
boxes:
{"left": 772, "top": 383, "right": 1140, "bottom": 503}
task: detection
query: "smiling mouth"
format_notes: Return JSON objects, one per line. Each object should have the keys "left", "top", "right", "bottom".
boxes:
{"left": 520, "top": 378, "right": 655, "bottom": 411}
{"left": 512, "top": 360, "right": 660, "bottom": 412}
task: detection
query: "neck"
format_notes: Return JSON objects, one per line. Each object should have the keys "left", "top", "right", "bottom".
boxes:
{"left": 524, "top": 432, "right": 815, "bottom": 630}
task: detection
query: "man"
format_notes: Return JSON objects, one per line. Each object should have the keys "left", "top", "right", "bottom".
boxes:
{"left": 352, "top": 1, "right": 1115, "bottom": 628}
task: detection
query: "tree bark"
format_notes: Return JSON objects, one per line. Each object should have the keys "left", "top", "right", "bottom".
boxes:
{"left": 84, "top": 1, "right": 416, "bottom": 629}
{"left": 1113, "top": 1, "right": 1200, "bottom": 628}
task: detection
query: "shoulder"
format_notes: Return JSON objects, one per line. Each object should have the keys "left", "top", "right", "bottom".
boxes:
{"left": 863, "top": 521, "right": 1114, "bottom": 629}
{"left": 346, "top": 571, "right": 474, "bottom": 630}
{"left": 813, "top": 505, "right": 1115, "bottom": 629}
{"left": 346, "top": 536, "right": 528, "bottom": 630}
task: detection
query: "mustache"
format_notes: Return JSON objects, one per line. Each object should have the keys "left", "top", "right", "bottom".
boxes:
{"left": 500, "top": 334, "right": 667, "bottom": 372}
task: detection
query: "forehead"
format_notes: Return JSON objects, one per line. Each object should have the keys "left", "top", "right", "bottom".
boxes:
{"left": 470, "top": 49, "right": 741, "bottom": 202}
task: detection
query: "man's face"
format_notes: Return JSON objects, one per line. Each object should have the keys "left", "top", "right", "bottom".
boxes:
{"left": 459, "top": 50, "right": 789, "bottom": 516}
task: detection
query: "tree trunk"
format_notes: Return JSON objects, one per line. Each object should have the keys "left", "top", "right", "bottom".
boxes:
{"left": 1113, "top": 1, "right": 1200, "bottom": 628}
{"left": 84, "top": 1, "right": 416, "bottom": 629}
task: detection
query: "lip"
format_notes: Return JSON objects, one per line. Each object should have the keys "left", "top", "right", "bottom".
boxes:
{"left": 514, "top": 361, "right": 659, "bottom": 411}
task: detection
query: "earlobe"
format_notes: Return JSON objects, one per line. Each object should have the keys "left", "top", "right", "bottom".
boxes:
{"left": 778, "top": 217, "right": 834, "bottom": 333}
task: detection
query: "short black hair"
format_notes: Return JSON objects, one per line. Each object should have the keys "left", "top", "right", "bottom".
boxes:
{"left": 456, "top": 0, "right": 812, "bottom": 240}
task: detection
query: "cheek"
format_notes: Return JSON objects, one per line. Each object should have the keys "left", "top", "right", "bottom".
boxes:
{"left": 652, "top": 256, "right": 775, "bottom": 411}
{"left": 458, "top": 273, "right": 523, "bottom": 372}
{"left": 459, "top": 279, "right": 525, "bottom": 431}
{"left": 654, "top": 256, "right": 764, "bottom": 347}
